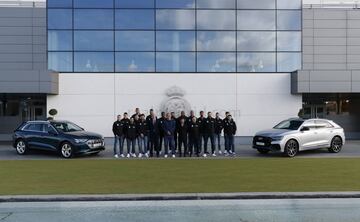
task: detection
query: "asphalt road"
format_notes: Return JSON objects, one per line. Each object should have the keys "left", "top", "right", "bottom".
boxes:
{"left": 1, "top": 199, "right": 360, "bottom": 222}
{"left": 1, "top": 139, "right": 359, "bottom": 160}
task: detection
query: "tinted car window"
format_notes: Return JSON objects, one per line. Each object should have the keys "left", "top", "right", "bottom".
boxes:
{"left": 23, "top": 123, "right": 44, "bottom": 132}
{"left": 52, "top": 122, "right": 83, "bottom": 132}
{"left": 316, "top": 120, "right": 333, "bottom": 128}
{"left": 273, "top": 119, "right": 304, "bottom": 130}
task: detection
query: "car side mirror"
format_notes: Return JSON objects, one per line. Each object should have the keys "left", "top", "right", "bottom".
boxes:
{"left": 300, "top": 126, "right": 310, "bottom": 132}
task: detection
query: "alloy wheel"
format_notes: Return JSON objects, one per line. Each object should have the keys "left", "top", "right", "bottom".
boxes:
{"left": 285, "top": 140, "right": 298, "bottom": 157}
{"left": 61, "top": 143, "right": 73, "bottom": 158}
{"left": 16, "top": 140, "right": 26, "bottom": 155}
{"left": 329, "top": 137, "right": 342, "bottom": 153}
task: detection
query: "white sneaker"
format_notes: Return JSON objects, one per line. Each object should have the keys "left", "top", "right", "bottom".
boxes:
{"left": 224, "top": 150, "right": 228, "bottom": 154}
{"left": 172, "top": 154, "right": 175, "bottom": 158}
{"left": 138, "top": 153, "right": 143, "bottom": 158}
{"left": 126, "top": 154, "right": 130, "bottom": 158}
{"left": 218, "top": 151, "right": 222, "bottom": 155}
{"left": 164, "top": 154, "right": 168, "bottom": 158}
{"left": 120, "top": 154, "right": 125, "bottom": 158}
{"left": 145, "top": 153, "right": 149, "bottom": 158}
{"left": 203, "top": 153, "right": 207, "bottom": 157}
{"left": 114, "top": 154, "right": 119, "bottom": 158}
{"left": 229, "top": 150, "right": 233, "bottom": 154}
{"left": 212, "top": 153, "right": 216, "bottom": 157}
{"left": 232, "top": 152, "right": 236, "bottom": 156}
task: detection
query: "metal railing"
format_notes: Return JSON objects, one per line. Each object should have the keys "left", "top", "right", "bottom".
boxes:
{"left": 0, "top": 0, "right": 45, "bottom": 8}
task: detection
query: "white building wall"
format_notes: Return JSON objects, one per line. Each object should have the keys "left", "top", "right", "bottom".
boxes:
{"left": 47, "top": 73, "right": 302, "bottom": 137}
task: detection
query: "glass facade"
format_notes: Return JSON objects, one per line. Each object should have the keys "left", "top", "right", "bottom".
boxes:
{"left": 47, "top": 0, "right": 301, "bottom": 73}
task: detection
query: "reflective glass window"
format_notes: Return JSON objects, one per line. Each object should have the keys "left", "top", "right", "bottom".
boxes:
{"left": 197, "top": 52, "right": 236, "bottom": 72}
{"left": 48, "top": 0, "right": 72, "bottom": 8}
{"left": 48, "top": 9, "right": 72, "bottom": 29}
{"left": 115, "top": 10, "right": 154, "bottom": 29}
{"left": 156, "top": 52, "right": 195, "bottom": 72}
{"left": 197, "top": 0, "right": 235, "bottom": 9}
{"left": 74, "top": 52, "right": 114, "bottom": 72}
{"left": 237, "top": 31, "right": 275, "bottom": 51}
{"left": 156, "top": 10, "right": 195, "bottom": 30}
{"left": 237, "top": 10, "right": 275, "bottom": 30}
{"left": 197, "top": 31, "right": 236, "bottom": 51}
{"left": 277, "top": 10, "right": 301, "bottom": 30}
{"left": 115, "top": 0, "right": 155, "bottom": 8}
{"left": 277, "top": 0, "right": 301, "bottom": 9}
{"left": 277, "top": 52, "right": 301, "bottom": 72}
{"left": 48, "top": 52, "right": 73, "bottom": 72}
{"left": 237, "top": 53, "right": 275, "bottom": 72}
{"left": 48, "top": 30, "right": 72, "bottom": 51}
{"left": 277, "top": 31, "right": 301, "bottom": 51}
{"left": 74, "top": 0, "right": 113, "bottom": 8}
{"left": 74, "top": 9, "right": 113, "bottom": 29}
{"left": 156, "top": 31, "right": 195, "bottom": 51}
{"left": 156, "top": 0, "right": 195, "bottom": 8}
{"left": 116, "top": 31, "right": 155, "bottom": 51}
{"left": 197, "top": 10, "right": 236, "bottom": 30}
{"left": 116, "top": 52, "right": 155, "bottom": 72}
{"left": 74, "top": 31, "right": 114, "bottom": 51}
{"left": 237, "top": 0, "right": 275, "bottom": 9}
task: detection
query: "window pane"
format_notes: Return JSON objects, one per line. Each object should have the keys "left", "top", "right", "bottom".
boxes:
{"left": 156, "top": 31, "right": 195, "bottom": 51}
{"left": 115, "top": 0, "right": 154, "bottom": 8}
{"left": 277, "top": 0, "right": 301, "bottom": 9}
{"left": 277, "top": 10, "right": 301, "bottom": 30}
{"left": 237, "top": 53, "right": 275, "bottom": 72}
{"left": 237, "top": 10, "right": 275, "bottom": 30}
{"left": 277, "top": 32, "right": 301, "bottom": 51}
{"left": 197, "top": 0, "right": 235, "bottom": 9}
{"left": 197, "top": 10, "right": 235, "bottom": 30}
{"left": 74, "top": 52, "right": 114, "bottom": 72}
{"left": 237, "top": 31, "right": 275, "bottom": 51}
{"left": 48, "top": 9, "right": 72, "bottom": 29}
{"left": 156, "top": 0, "right": 195, "bottom": 8}
{"left": 237, "top": 0, "right": 275, "bottom": 9}
{"left": 197, "top": 31, "right": 235, "bottom": 51}
{"left": 156, "top": 52, "right": 195, "bottom": 72}
{"left": 48, "top": 0, "right": 72, "bottom": 8}
{"left": 116, "top": 10, "right": 154, "bottom": 29}
{"left": 48, "top": 52, "right": 73, "bottom": 72}
{"left": 74, "top": 9, "right": 113, "bottom": 29}
{"left": 116, "top": 31, "right": 154, "bottom": 51}
{"left": 48, "top": 31, "right": 72, "bottom": 51}
{"left": 277, "top": 53, "right": 301, "bottom": 72}
{"left": 156, "top": 10, "right": 195, "bottom": 30}
{"left": 116, "top": 52, "right": 155, "bottom": 72}
{"left": 74, "top": 31, "right": 114, "bottom": 51}
{"left": 74, "top": 0, "right": 113, "bottom": 8}
{"left": 197, "top": 53, "right": 236, "bottom": 72}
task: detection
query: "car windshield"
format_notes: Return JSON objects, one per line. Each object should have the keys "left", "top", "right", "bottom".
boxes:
{"left": 273, "top": 120, "right": 304, "bottom": 130}
{"left": 51, "top": 122, "right": 83, "bottom": 132}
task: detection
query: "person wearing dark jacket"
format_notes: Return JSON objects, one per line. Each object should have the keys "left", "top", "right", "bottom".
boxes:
{"left": 203, "top": 112, "right": 216, "bottom": 157}
{"left": 125, "top": 118, "right": 137, "bottom": 158}
{"left": 146, "top": 109, "right": 154, "bottom": 150}
{"left": 136, "top": 114, "right": 148, "bottom": 158}
{"left": 147, "top": 112, "right": 160, "bottom": 157}
{"left": 158, "top": 112, "right": 166, "bottom": 154}
{"left": 197, "top": 111, "right": 206, "bottom": 154}
{"left": 177, "top": 118, "right": 188, "bottom": 157}
{"left": 131, "top": 107, "right": 141, "bottom": 119}
{"left": 189, "top": 117, "right": 200, "bottom": 157}
{"left": 223, "top": 115, "right": 237, "bottom": 155}
{"left": 112, "top": 115, "right": 124, "bottom": 158}
{"left": 171, "top": 112, "right": 178, "bottom": 151}
{"left": 120, "top": 112, "right": 130, "bottom": 155}
{"left": 214, "top": 112, "right": 224, "bottom": 155}
{"left": 162, "top": 113, "right": 176, "bottom": 158}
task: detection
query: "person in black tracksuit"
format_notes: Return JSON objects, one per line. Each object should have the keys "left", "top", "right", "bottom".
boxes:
{"left": 158, "top": 112, "right": 166, "bottom": 154}
{"left": 147, "top": 113, "right": 160, "bottom": 157}
{"left": 125, "top": 118, "right": 137, "bottom": 157}
{"left": 214, "top": 112, "right": 224, "bottom": 155}
{"left": 177, "top": 118, "right": 188, "bottom": 157}
{"left": 121, "top": 113, "right": 130, "bottom": 153}
{"left": 146, "top": 109, "right": 154, "bottom": 150}
{"left": 203, "top": 112, "right": 216, "bottom": 156}
{"left": 136, "top": 114, "right": 148, "bottom": 157}
{"left": 223, "top": 115, "right": 237, "bottom": 155}
{"left": 189, "top": 117, "right": 200, "bottom": 157}
{"left": 112, "top": 115, "right": 124, "bottom": 157}
{"left": 177, "top": 111, "right": 187, "bottom": 154}
{"left": 171, "top": 112, "right": 177, "bottom": 152}
{"left": 197, "top": 111, "right": 206, "bottom": 154}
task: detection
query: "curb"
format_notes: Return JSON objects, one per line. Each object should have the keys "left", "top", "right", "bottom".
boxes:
{"left": 1, "top": 192, "right": 360, "bottom": 202}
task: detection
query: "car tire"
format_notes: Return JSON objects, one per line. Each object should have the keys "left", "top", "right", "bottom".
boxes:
{"left": 328, "top": 136, "right": 343, "bottom": 153}
{"left": 257, "top": 149, "right": 270, "bottom": 154}
{"left": 60, "top": 142, "right": 73, "bottom": 159}
{"left": 15, "top": 139, "right": 27, "bottom": 155}
{"left": 284, "top": 139, "right": 298, "bottom": 158}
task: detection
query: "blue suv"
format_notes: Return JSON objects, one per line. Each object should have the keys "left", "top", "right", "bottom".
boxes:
{"left": 13, "top": 120, "right": 105, "bottom": 158}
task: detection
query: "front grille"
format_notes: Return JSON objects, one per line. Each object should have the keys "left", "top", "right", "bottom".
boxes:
{"left": 253, "top": 136, "right": 272, "bottom": 147}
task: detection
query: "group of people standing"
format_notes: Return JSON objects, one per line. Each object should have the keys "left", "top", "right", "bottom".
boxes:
{"left": 112, "top": 108, "right": 237, "bottom": 158}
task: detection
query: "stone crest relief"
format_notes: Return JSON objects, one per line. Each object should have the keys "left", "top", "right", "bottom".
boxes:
{"left": 160, "top": 86, "right": 191, "bottom": 117}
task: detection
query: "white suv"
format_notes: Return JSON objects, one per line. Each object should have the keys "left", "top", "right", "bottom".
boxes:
{"left": 253, "top": 118, "right": 345, "bottom": 157}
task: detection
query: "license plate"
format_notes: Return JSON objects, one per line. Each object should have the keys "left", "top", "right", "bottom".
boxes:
{"left": 92, "top": 143, "right": 102, "bottom": 148}
{"left": 256, "top": 142, "right": 265, "bottom": 146}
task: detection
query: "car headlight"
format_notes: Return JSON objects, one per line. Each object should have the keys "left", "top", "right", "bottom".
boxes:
{"left": 74, "top": 138, "right": 88, "bottom": 144}
{"left": 271, "top": 136, "right": 283, "bottom": 141}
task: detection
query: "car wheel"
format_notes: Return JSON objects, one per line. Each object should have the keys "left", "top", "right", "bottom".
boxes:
{"left": 328, "top": 136, "right": 343, "bottom": 153}
{"left": 257, "top": 149, "right": 270, "bottom": 154}
{"left": 16, "top": 139, "right": 27, "bottom": 155}
{"left": 60, "top": 142, "right": 73, "bottom": 159}
{"left": 284, "top": 139, "right": 298, "bottom": 158}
